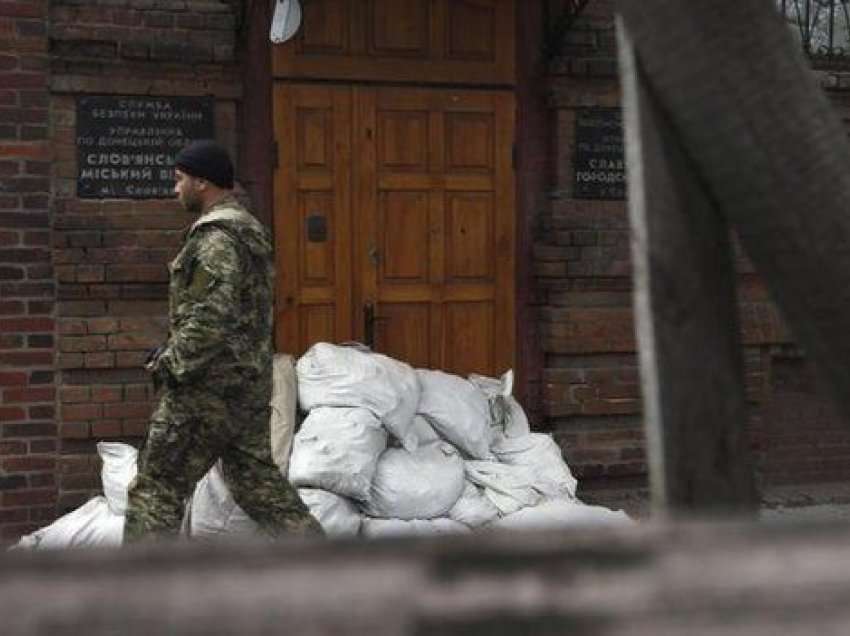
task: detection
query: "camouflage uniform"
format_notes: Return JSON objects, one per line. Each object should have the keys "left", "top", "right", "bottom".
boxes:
{"left": 124, "top": 196, "right": 322, "bottom": 541}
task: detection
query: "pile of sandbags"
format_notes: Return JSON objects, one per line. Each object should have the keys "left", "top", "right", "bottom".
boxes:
{"left": 11, "top": 345, "right": 630, "bottom": 550}
{"left": 287, "top": 343, "right": 631, "bottom": 537}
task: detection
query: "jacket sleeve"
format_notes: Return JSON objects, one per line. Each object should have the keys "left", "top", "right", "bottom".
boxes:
{"left": 155, "top": 227, "right": 242, "bottom": 385}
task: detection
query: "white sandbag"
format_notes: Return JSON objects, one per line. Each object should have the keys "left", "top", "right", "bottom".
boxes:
{"left": 448, "top": 481, "right": 500, "bottom": 528}
{"left": 492, "top": 433, "right": 578, "bottom": 499}
{"left": 465, "top": 460, "right": 542, "bottom": 516}
{"left": 361, "top": 517, "right": 471, "bottom": 539}
{"left": 270, "top": 353, "right": 298, "bottom": 473}
{"left": 12, "top": 496, "right": 123, "bottom": 550}
{"left": 468, "top": 369, "right": 531, "bottom": 439}
{"left": 489, "top": 499, "right": 633, "bottom": 531}
{"left": 410, "top": 414, "right": 441, "bottom": 445}
{"left": 416, "top": 369, "right": 493, "bottom": 459}
{"left": 97, "top": 441, "right": 137, "bottom": 515}
{"left": 297, "top": 343, "right": 421, "bottom": 451}
{"left": 365, "top": 442, "right": 465, "bottom": 520}
{"left": 288, "top": 407, "right": 387, "bottom": 500}
{"left": 298, "top": 488, "right": 361, "bottom": 537}
{"left": 188, "top": 460, "right": 261, "bottom": 542}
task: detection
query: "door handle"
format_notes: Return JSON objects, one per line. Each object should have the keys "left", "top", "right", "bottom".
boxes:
{"left": 363, "top": 302, "right": 389, "bottom": 349}
{"left": 367, "top": 245, "right": 379, "bottom": 267}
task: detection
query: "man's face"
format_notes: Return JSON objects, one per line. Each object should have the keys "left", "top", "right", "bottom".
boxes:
{"left": 174, "top": 169, "right": 203, "bottom": 214}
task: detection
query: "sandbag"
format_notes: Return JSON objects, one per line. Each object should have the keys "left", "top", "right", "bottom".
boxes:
{"left": 465, "top": 460, "right": 542, "bottom": 516}
{"left": 288, "top": 406, "right": 387, "bottom": 500}
{"left": 364, "top": 442, "right": 465, "bottom": 520}
{"left": 416, "top": 369, "right": 493, "bottom": 459}
{"left": 361, "top": 517, "right": 471, "bottom": 539}
{"left": 12, "top": 496, "right": 124, "bottom": 550}
{"left": 410, "top": 414, "right": 440, "bottom": 445}
{"left": 97, "top": 441, "right": 137, "bottom": 515}
{"left": 468, "top": 369, "right": 531, "bottom": 440}
{"left": 188, "top": 460, "right": 261, "bottom": 542}
{"left": 297, "top": 343, "right": 421, "bottom": 451}
{"left": 270, "top": 353, "right": 298, "bottom": 473}
{"left": 448, "top": 480, "right": 500, "bottom": 528}
{"left": 492, "top": 433, "right": 578, "bottom": 499}
{"left": 489, "top": 499, "right": 633, "bottom": 531}
{"left": 298, "top": 488, "right": 361, "bottom": 537}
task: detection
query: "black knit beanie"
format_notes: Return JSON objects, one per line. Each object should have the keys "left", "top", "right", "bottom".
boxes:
{"left": 174, "top": 139, "right": 234, "bottom": 189}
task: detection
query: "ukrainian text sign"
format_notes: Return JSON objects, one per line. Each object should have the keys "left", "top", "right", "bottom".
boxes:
{"left": 76, "top": 96, "right": 215, "bottom": 199}
{"left": 573, "top": 107, "right": 626, "bottom": 200}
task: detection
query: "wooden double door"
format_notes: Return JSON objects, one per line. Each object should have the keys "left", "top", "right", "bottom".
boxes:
{"left": 273, "top": 83, "right": 515, "bottom": 377}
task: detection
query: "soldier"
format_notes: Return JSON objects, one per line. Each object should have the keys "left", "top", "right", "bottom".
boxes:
{"left": 124, "top": 140, "right": 322, "bottom": 541}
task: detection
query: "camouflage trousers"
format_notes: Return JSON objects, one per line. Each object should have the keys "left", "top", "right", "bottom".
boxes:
{"left": 124, "top": 380, "right": 323, "bottom": 542}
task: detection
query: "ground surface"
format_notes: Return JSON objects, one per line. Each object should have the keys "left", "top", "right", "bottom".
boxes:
{"left": 581, "top": 481, "right": 850, "bottom": 523}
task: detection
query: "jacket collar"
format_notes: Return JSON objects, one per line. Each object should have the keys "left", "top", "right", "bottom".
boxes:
{"left": 189, "top": 195, "right": 246, "bottom": 235}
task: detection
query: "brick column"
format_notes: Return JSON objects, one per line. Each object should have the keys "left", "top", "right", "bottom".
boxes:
{"left": 0, "top": 0, "right": 58, "bottom": 543}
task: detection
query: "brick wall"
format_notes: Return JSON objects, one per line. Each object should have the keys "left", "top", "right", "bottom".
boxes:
{"left": 536, "top": 0, "right": 848, "bottom": 494}
{"left": 0, "top": 0, "right": 243, "bottom": 544}
{"left": 48, "top": 0, "right": 241, "bottom": 517}
{"left": 0, "top": 0, "right": 57, "bottom": 543}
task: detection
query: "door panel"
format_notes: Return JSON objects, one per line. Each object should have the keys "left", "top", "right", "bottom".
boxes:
{"left": 274, "top": 83, "right": 514, "bottom": 376}
{"left": 273, "top": 84, "right": 353, "bottom": 355}
{"left": 355, "top": 87, "right": 515, "bottom": 376}
{"left": 274, "top": 0, "right": 515, "bottom": 86}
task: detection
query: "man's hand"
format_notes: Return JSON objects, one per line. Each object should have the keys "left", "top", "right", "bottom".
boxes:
{"left": 144, "top": 345, "right": 165, "bottom": 372}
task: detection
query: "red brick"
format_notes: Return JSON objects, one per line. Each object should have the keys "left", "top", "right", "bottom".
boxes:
{"left": 60, "top": 385, "right": 90, "bottom": 403}
{"left": 2, "top": 489, "right": 56, "bottom": 507}
{"left": 3, "top": 422, "right": 55, "bottom": 437}
{"left": 59, "top": 319, "right": 87, "bottom": 335}
{"left": 0, "top": 300, "right": 24, "bottom": 315}
{"left": 103, "top": 402, "right": 151, "bottom": 419}
{"left": 0, "top": 230, "right": 18, "bottom": 244}
{"left": 26, "top": 300, "right": 52, "bottom": 314}
{"left": 124, "top": 384, "right": 149, "bottom": 402}
{"left": 59, "top": 456, "right": 96, "bottom": 475}
{"left": 0, "top": 440, "right": 25, "bottom": 455}
{"left": 60, "top": 473, "right": 99, "bottom": 490}
{"left": 109, "top": 332, "right": 161, "bottom": 350}
{"left": 105, "top": 264, "right": 168, "bottom": 282}
{"left": 23, "top": 230, "right": 49, "bottom": 245}
{"left": 86, "top": 317, "right": 119, "bottom": 334}
{"left": 116, "top": 350, "right": 146, "bottom": 367}
{"left": 0, "top": 351, "right": 53, "bottom": 366}
{"left": 91, "top": 385, "right": 121, "bottom": 402}
{"left": 60, "top": 421, "right": 90, "bottom": 439}
{"left": 29, "top": 439, "right": 55, "bottom": 453}
{"left": 2, "top": 456, "right": 55, "bottom": 472}
{"left": 84, "top": 352, "right": 114, "bottom": 368}
{"left": 0, "top": 2, "right": 44, "bottom": 18}
{"left": 2, "top": 386, "right": 54, "bottom": 403}
{"left": 75, "top": 264, "right": 104, "bottom": 283}
{"left": 0, "top": 144, "right": 49, "bottom": 161}
{"left": 60, "top": 335, "right": 106, "bottom": 353}
{"left": 0, "top": 408, "right": 27, "bottom": 423}
{"left": 0, "top": 371, "right": 26, "bottom": 385}
{"left": 56, "top": 352, "right": 84, "bottom": 369}
{"left": 0, "top": 316, "right": 53, "bottom": 332}
{"left": 27, "top": 405, "right": 53, "bottom": 419}
{"left": 29, "top": 473, "right": 55, "bottom": 488}
{"left": 92, "top": 420, "right": 122, "bottom": 438}
{"left": 62, "top": 403, "right": 102, "bottom": 421}
{"left": 122, "top": 419, "right": 149, "bottom": 437}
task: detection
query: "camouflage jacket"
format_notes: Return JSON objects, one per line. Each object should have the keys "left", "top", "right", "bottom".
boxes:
{"left": 154, "top": 196, "right": 275, "bottom": 392}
